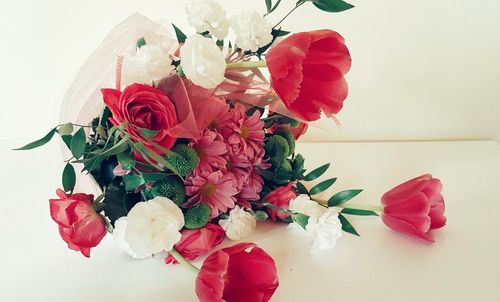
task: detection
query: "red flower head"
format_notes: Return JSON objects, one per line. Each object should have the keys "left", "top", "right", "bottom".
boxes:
{"left": 264, "top": 182, "right": 296, "bottom": 221}
{"left": 381, "top": 174, "right": 447, "bottom": 243}
{"left": 49, "top": 189, "right": 106, "bottom": 257}
{"left": 266, "top": 30, "right": 351, "bottom": 121}
{"left": 195, "top": 243, "right": 279, "bottom": 302}
{"left": 165, "top": 224, "right": 225, "bottom": 264}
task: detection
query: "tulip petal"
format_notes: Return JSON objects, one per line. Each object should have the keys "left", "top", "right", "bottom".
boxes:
{"left": 382, "top": 214, "right": 434, "bottom": 243}
{"left": 381, "top": 174, "right": 432, "bottom": 205}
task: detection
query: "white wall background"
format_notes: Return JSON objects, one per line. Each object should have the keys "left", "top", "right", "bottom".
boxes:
{"left": 1, "top": 0, "right": 499, "bottom": 142}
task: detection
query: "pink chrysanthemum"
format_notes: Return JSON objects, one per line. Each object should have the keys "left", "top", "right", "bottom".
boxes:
{"left": 190, "top": 129, "right": 228, "bottom": 173}
{"left": 237, "top": 170, "right": 264, "bottom": 208}
{"left": 184, "top": 169, "right": 238, "bottom": 217}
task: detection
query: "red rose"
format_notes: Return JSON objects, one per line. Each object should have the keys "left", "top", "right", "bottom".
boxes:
{"left": 266, "top": 30, "right": 351, "bottom": 121}
{"left": 195, "top": 243, "right": 279, "bottom": 302}
{"left": 381, "top": 174, "right": 447, "bottom": 243}
{"left": 269, "top": 121, "right": 308, "bottom": 140}
{"left": 264, "top": 182, "right": 296, "bottom": 221}
{"left": 49, "top": 189, "right": 106, "bottom": 257}
{"left": 165, "top": 224, "right": 225, "bottom": 264}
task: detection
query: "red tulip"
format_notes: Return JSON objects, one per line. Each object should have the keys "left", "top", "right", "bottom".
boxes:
{"left": 381, "top": 174, "right": 446, "bottom": 243}
{"left": 263, "top": 182, "right": 296, "bottom": 221}
{"left": 195, "top": 243, "right": 279, "bottom": 302}
{"left": 165, "top": 224, "right": 225, "bottom": 264}
{"left": 266, "top": 30, "right": 351, "bottom": 121}
{"left": 49, "top": 189, "right": 106, "bottom": 257}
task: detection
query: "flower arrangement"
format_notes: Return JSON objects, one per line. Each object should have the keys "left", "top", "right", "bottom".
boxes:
{"left": 15, "top": 1, "right": 447, "bottom": 301}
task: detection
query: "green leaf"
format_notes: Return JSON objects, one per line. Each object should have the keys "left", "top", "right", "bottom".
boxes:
{"left": 254, "top": 210, "right": 269, "bottom": 221}
{"left": 292, "top": 213, "right": 310, "bottom": 230}
{"left": 123, "top": 174, "right": 145, "bottom": 191}
{"left": 216, "top": 39, "right": 224, "bottom": 46}
{"left": 341, "top": 208, "right": 378, "bottom": 216}
{"left": 61, "top": 135, "right": 72, "bottom": 149}
{"left": 70, "top": 128, "right": 86, "bottom": 159}
{"left": 103, "top": 182, "right": 141, "bottom": 226}
{"left": 172, "top": 23, "right": 187, "bottom": 43}
{"left": 136, "top": 37, "right": 146, "bottom": 49}
{"left": 138, "top": 127, "right": 158, "bottom": 139}
{"left": 265, "top": 0, "right": 272, "bottom": 12}
{"left": 328, "top": 189, "right": 363, "bottom": 207}
{"left": 62, "top": 163, "right": 76, "bottom": 192}
{"left": 338, "top": 213, "right": 359, "bottom": 236}
{"left": 312, "top": 0, "right": 354, "bottom": 13}
{"left": 309, "top": 177, "right": 337, "bottom": 195}
{"left": 270, "top": 0, "right": 282, "bottom": 13}
{"left": 274, "top": 29, "right": 290, "bottom": 37}
{"left": 116, "top": 150, "right": 134, "bottom": 170}
{"left": 58, "top": 123, "right": 73, "bottom": 136}
{"left": 303, "top": 163, "right": 330, "bottom": 181}
{"left": 13, "top": 128, "right": 57, "bottom": 150}
{"left": 142, "top": 173, "right": 169, "bottom": 182}
{"left": 296, "top": 181, "right": 309, "bottom": 195}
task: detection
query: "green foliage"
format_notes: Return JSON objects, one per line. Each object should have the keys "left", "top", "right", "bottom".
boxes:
{"left": 291, "top": 154, "right": 305, "bottom": 180}
{"left": 58, "top": 123, "right": 73, "bottom": 136}
{"left": 295, "top": 181, "right": 309, "bottom": 195}
{"left": 303, "top": 163, "right": 330, "bottom": 181}
{"left": 341, "top": 208, "right": 378, "bottom": 216}
{"left": 136, "top": 37, "right": 146, "bottom": 49}
{"left": 292, "top": 213, "right": 310, "bottom": 230}
{"left": 123, "top": 174, "right": 146, "bottom": 191}
{"left": 265, "top": 0, "right": 282, "bottom": 14}
{"left": 117, "top": 150, "right": 134, "bottom": 170}
{"left": 172, "top": 23, "right": 187, "bottom": 43}
{"left": 70, "top": 128, "right": 86, "bottom": 159}
{"left": 274, "top": 130, "right": 295, "bottom": 156}
{"left": 103, "top": 181, "right": 141, "bottom": 226}
{"left": 164, "top": 144, "right": 199, "bottom": 176}
{"left": 265, "top": 135, "right": 289, "bottom": 166}
{"left": 184, "top": 203, "right": 211, "bottom": 229}
{"left": 151, "top": 176, "right": 186, "bottom": 206}
{"left": 338, "top": 213, "right": 359, "bottom": 236}
{"left": 62, "top": 163, "right": 76, "bottom": 192}
{"left": 254, "top": 210, "right": 269, "bottom": 221}
{"left": 312, "top": 0, "right": 354, "bottom": 12}
{"left": 328, "top": 189, "right": 363, "bottom": 207}
{"left": 60, "top": 135, "right": 72, "bottom": 149}
{"left": 13, "top": 128, "right": 57, "bottom": 150}
{"left": 309, "top": 178, "right": 337, "bottom": 195}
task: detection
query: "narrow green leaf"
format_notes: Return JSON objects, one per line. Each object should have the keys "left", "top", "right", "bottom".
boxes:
{"left": 61, "top": 135, "right": 72, "bottom": 149}
{"left": 303, "top": 163, "right": 330, "bottom": 181}
{"left": 123, "top": 174, "right": 145, "bottom": 191}
{"left": 117, "top": 150, "right": 134, "bottom": 170}
{"left": 270, "top": 0, "right": 282, "bottom": 13}
{"left": 341, "top": 208, "right": 378, "bottom": 216}
{"left": 296, "top": 181, "right": 309, "bottom": 195}
{"left": 338, "top": 213, "right": 359, "bottom": 236}
{"left": 312, "top": 0, "right": 354, "bottom": 13}
{"left": 13, "top": 128, "right": 57, "bottom": 150}
{"left": 62, "top": 163, "right": 76, "bottom": 192}
{"left": 292, "top": 213, "right": 310, "bottom": 230}
{"left": 309, "top": 177, "right": 337, "bottom": 195}
{"left": 58, "top": 123, "right": 73, "bottom": 136}
{"left": 142, "top": 173, "right": 170, "bottom": 182}
{"left": 274, "top": 29, "right": 290, "bottom": 37}
{"left": 136, "top": 37, "right": 146, "bottom": 49}
{"left": 265, "top": 0, "right": 272, "bottom": 12}
{"left": 70, "top": 128, "right": 86, "bottom": 159}
{"left": 172, "top": 23, "right": 187, "bottom": 43}
{"left": 254, "top": 210, "right": 269, "bottom": 221}
{"left": 328, "top": 189, "right": 363, "bottom": 207}
{"left": 138, "top": 127, "right": 158, "bottom": 139}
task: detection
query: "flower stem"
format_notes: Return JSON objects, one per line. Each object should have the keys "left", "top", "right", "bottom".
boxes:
{"left": 337, "top": 203, "right": 384, "bottom": 212}
{"left": 273, "top": 0, "right": 306, "bottom": 29}
{"left": 226, "top": 61, "right": 267, "bottom": 70}
{"left": 169, "top": 248, "right": 200, "bottom": 274}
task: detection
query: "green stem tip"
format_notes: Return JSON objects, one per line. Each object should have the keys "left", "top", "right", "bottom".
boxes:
{"left": 226, "top": 61, "right": 267, "bottom": 70}
{"left": 169, "top": 248, "right": 200, "bottom": 274}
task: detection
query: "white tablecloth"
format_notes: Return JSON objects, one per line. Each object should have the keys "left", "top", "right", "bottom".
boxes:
{"left": 2, "top": 139, "right": 500, "bottom": 301}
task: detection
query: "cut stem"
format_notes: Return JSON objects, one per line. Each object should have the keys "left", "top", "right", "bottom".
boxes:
{"left": 226, "top": 61, "right": 267, "bottom": 70}
{"left": 169, "top": 248, "right": 200, "bottom": 274}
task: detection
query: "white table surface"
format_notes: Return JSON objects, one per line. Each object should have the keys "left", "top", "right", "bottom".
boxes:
{"left": 2, "top": 139, "right": 500, "bottom": 301}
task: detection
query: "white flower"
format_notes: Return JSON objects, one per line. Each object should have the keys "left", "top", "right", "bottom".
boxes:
{"left": 123, "top": 197, "right": 184, "bottom": 258}
{"left": 113, "top": 217, "right": 137, "bottom": 258}
{"left": 230, "top": 11, "right": 273, "bottom": 52}
{"left": 180, "top": 35, "right": 226, "bottom": 89}
{"left": 219, "top": 206, "right": 257, "bottom": 241}
{"left": 121, "top": 43, "right": 176, "bottom": 87}
{"left": 306, "top": 209, "right": 343, "bottom": 254}
{"left": 186, "top": 0, "right": 229, "bottom": 39}
{"left": 289, "top": 194, "right": 327, "bottom": 218}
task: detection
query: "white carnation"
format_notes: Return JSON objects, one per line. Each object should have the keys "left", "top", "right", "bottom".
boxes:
{"left": 230, "top": 11, "right": 273, "bottom": 52}
{"left": 289, "top": 194, "right": 327, "bottom": 218}
{"left": 121, "top": 43, "right": 176, "bottom": 87}
{"left": 186, "top": 0, "right": 229, "bottom": 39}
{"left": 123, "top": 197, "right": 184, "bottom": 259}
{"left": 306, "top": 209, "right": 343, "bottom": 254}
{"left": 180, "top": 35, "right": 226, "bottom": 89}
{"left": 113, "top": 217, "right": 137, "bottom": 258}
{"left": 219, "top": 206, "right": 256, "bottom": 241}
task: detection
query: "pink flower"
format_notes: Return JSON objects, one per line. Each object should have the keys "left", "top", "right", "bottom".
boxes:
{"left": 263, "top": 182, "right": 296, "bottom": 221}
{"left": 195, "top": 243, "right": 279, "bottom": 302}
{"left": 191, "top": 129, "right": 228, "bottom": 173}
{"left": 185, "top": 169, "right": 239, "bottom": 217}
{"left": 49, "top": 189, "right": 106, "bottom": 257}
{"left": 381, "top": 174, "right": 446, "bottom": 243}
{"left": 237, "top": 171, "right": 264, "bottom": 208}
{"left": 224, "top": 104, "right": 265, "bottom": 159}
{"left": 165, "top": 224, "right": 225, "bottom": 264}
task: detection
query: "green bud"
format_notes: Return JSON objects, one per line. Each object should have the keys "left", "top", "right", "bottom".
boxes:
{"left": 184, "top": 203, "right": 211, "bottom": 229}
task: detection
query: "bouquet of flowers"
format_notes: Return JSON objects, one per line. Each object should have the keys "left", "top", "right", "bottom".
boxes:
{"left": 16, "top": 1, "right": 447, "bottom": 301}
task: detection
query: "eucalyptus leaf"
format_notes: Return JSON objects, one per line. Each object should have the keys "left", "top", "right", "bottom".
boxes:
{"left": 70, "top": 128, "right": 86, "bottom": 159}
{"left": 13, "top": 128, "right": 57, "bottom": 150}
{"left": 312, "top": 0, "right": 354, "bottom": 12}
{"left": 292, "top": 213, "right": 310, "bottom": 230}
{"left": 303, "top": 163, "right": 330, "bottom": 181}
{"left": 338, "top": 213, "right": 360, "bottom": 236}
{"left": 328, "top": 189, "right": 363, "bottom": 207}
{"left": 341, "top": 208, "right": 379, "bottom": 216}
{"left": 296, "top": 181, "right": 309, "bottom": 195}
{"left": 309, "top": 177, "right": 337, "bottom": 195}
{"left": 62, "top": 163, "right": 76, "bottom": 192}
{"left": 172, "top": 23, "right": 187, "bottom": 43}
